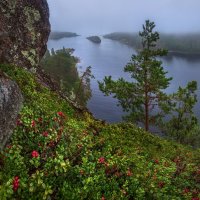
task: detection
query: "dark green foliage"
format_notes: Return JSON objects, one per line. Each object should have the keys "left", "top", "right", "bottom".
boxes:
{"left": 87, "top": 36, "right": 101, "bottom": 43}
{"left": 104, "top": 32, "right": 200, "bottom": 54}
{"left": 74, "top": 66, "right": 94, "bottom": 104}
{"left": 99, "top": 20, "right": 172, "bottom": 131}
{"left": 160, "top": 81, "right": 200, "bottom": 146}
{"left": 41, "top": 48, "right": 78, "bottom": 91}
{"left": 49, "top": 32, "right": 79, "bottom": 40}
{"left": 104, "top": 32, "right": 141, "bottom": 48}
{"left": 40, "top": 48, "right": 92, "bottom": 106}
{"left": 159, "top": 33, "right": 200, "bottom": 54}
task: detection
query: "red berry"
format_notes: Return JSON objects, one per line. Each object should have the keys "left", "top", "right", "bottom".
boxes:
{"left": 101, "top": 195, "right": 106, "bottom": 200}
{"left": 32, "top": 150, "right": 39, "bottom": 158}
{"left": 98, "top": 157, "right": 105, "bottom": 164}
{"left": 16, "top": 119, "right": 23, "bottom": 126}
{"left": 57, "top": 111, "right": 65, "bottom": 118}
{"left": 12, "top": 176, "right": 20, "bottom": 191}
{"left": 31, "top": 120, "right": 36, "bottom": 127}
{"left": 42, "top": 131, "right": 48, "bottom": 137}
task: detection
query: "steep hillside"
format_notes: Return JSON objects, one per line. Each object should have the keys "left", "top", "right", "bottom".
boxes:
{"left": 0, "top": 1, "right": 200, "bottom": 199}
{"left": 0, "top": 64, "right": 200, "bottom": 199}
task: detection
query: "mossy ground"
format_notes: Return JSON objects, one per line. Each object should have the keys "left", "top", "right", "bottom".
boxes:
{"left": 0, "top": 64, "right": 199, "bottom": 199}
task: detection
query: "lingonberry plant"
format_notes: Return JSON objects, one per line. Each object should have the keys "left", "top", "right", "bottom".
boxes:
{"left": 0, "top": 64, "right": 199, "bottom": 199}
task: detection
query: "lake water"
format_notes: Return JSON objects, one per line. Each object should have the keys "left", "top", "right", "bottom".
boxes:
{"left": 48, "top": 36, "right": 200, "bottom": 123}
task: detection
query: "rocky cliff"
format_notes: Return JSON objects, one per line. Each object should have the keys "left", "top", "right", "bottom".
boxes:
{"left": 0, "top": 0, "right": 50, "bottom": 68}
{"left": 0, "top": 0, "right": 50, "bottom": 148}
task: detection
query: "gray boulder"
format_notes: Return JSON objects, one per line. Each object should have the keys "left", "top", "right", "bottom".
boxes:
{"left": 0, "top": 73, "right": 23, "bottom": 150}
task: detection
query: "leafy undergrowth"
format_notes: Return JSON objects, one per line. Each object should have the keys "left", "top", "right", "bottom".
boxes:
{"left": 0, "top": 64, "right": 200, "bottom": 199}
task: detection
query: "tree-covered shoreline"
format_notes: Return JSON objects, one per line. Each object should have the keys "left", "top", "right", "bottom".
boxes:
{"left": 49, "top": 32, "right": 79, "bottom": 40}
{"left": 104, "top": 32, "right": 200, "bottom": 55}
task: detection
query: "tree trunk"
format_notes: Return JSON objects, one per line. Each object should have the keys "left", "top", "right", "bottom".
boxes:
{"left": 144, "top": 67, "right": 149, "bottom": 132}
{"left": 145, "top": 91, "right": 149, "bottom": 131}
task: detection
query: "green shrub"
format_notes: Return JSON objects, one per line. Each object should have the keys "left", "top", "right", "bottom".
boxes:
{"left": 0, "top": 64, "right": 199, "bottom": 199}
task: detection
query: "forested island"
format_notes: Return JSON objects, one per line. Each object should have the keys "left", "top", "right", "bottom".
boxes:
{"left": 104, "top": 32, "right": 200, "bottom": 55}
{"left": 49, "top": 31, "right": 79, "bottom": 40}
{"left": 87, "top": 36, "right": 101, "bottom": 43}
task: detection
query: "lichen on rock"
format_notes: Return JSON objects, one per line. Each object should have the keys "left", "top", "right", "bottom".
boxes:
{"left": 0, "top": 0, "right": 50, "bottom": 68}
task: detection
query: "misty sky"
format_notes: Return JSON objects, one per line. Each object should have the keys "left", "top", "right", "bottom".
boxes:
{"left": 47, "top": 0, "right": 200, "bottom": 35}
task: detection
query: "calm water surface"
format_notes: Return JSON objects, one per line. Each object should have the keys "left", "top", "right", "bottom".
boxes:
{"left": 48, "top": 36, "right": 200, "bottom": 122}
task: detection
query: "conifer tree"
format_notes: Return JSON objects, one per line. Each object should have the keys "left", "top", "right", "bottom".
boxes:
{"left": 99, "top": 20, "right": 172, "bottom": 131}
{"left": 160, "top": 81, "right": 198, "bottom": 144}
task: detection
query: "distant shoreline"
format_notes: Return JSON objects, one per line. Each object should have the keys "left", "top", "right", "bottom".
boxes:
{"left": 167, "top": 51, "right": 200, "bottom": 57}
{"left": 49, "top": 31, "right": 79, "bottom": 40}
{"left": 103, "top": 33, "right": 200, "bottom": 57}
{"left": 107, "top": 39, "right": 200, "bottom": 57}
{"left": 48, "top": 33, "right": 200, "bottom": 58}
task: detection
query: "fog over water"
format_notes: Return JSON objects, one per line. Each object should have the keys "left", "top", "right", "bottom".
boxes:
{"left": 47, "top": 0, "right": 200, "bottom": 35}
{"left": 47, "top": 0, "right": 200, "bottom": 123}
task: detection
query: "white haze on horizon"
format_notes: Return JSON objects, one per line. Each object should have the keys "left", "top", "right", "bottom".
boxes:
{"left": 47, "top": 0, "right": 200, "bottom": 35}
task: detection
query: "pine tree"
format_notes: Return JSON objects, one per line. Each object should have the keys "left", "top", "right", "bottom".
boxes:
{"left": 160, "top": 81, "right": 198, "bottom": 144}
{"left": 99, "top": 20, "right": 172, "bottom": 131}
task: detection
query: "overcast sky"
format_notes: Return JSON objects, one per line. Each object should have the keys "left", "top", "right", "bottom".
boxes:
{"left": 47, "top": 0, "right": 200, "bottom": 35}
